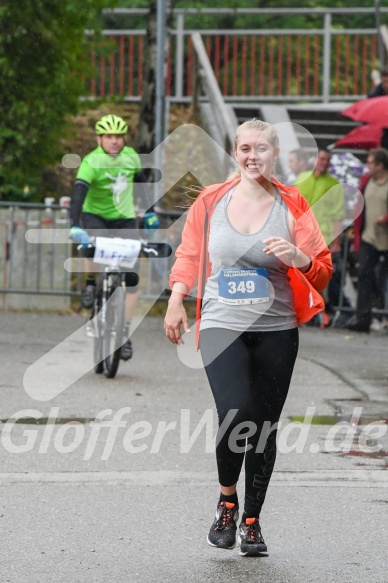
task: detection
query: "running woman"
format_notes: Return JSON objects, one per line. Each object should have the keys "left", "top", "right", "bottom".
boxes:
{"left": 164, "top": 119, "right": 332, "bottom": 556}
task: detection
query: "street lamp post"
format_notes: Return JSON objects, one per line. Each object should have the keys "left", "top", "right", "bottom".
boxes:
{"left": 155, "top": 0, "right": 166, "bottom": 149}
{"left": 154, "top": 0, "right": 167, "bottom": 203}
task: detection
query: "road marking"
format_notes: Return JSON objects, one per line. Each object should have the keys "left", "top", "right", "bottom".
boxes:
{"left": 0, "top": 470, "right": 386, "bottom": 487}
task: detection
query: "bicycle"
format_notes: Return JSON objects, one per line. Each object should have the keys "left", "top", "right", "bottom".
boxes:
{"left": 81, "top": 236, "right": 171, "bottom": 378}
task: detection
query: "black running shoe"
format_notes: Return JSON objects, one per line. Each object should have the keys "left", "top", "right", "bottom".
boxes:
{"left": 207, "top": 501, "right": 239, "bottom": 549}
{"left": 120, "top": 338, "right": 133, "bottom": 361}
{"left": 81, "top": 284, "right": 95, "bottom": 309}
{"left": 239, "top": 517, "right": 267, "bottom": 556}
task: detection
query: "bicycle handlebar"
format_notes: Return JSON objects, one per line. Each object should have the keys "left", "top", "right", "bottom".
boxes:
{"left": 77, "top": 236, "right": 171, "bottom": 259}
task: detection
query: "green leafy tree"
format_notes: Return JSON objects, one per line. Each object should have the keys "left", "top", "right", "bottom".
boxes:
{"left": 0, "top": 0, "right": 115, "bottom": 201}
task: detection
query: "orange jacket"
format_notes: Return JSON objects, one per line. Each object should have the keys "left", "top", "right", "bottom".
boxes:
{"left": 170, "top": 177, "right": 333, "bottom": 345}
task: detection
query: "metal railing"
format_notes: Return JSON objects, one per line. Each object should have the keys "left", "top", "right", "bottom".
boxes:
{"left": 0, "top": 202, "right": 74, "bottom": 310}
{"left": 83, "top": 6, "right": 387, "bottom": 103}
{"left": 0, "top": 202, "right": 186, "bottom": 309}
{"left": 380, "top": 23, "right": 388, "bottom": 54}
{"left": 1, "top": 202, "right": 386, "bottom": 323}
{"left": 191, "top": 32, "right": 237, "bottom": 174}
{"left": 331, "top": 230, "right": 388, "bottom": 326}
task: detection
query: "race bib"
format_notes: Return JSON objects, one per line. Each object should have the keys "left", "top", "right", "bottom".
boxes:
{"left": 218, "top": 268, "right": 270, "bottom": 305}
{"left": 93, "top": 237, "right": 141, "bottom": 269}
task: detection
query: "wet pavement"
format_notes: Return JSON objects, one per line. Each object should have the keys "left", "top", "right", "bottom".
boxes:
{"left": 0, "top": 313, "right": 387, "bottom": 582}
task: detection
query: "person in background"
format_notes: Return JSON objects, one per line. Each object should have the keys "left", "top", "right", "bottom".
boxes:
{"left": 164, "top": 119, "right": 332, "bottom": 557}
{"left": 69, "top": 114, "right": 159, "bottom": 360}
{"left": 285, "top": 148, "right": 310, "bottom": 185}
{"left": 346, "top": 148, "right": 388, "bottom": 333}
{"left": 368, "top": 67, "right": 388, "bottom": 98}
{"left": 295, "top": 149, "right": 347, "bottom": 324}
{"left": 368, "top": 67, "right": 388, "bottom": 149}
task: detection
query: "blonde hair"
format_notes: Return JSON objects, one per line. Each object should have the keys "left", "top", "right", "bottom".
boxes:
{"left": 229, "top": 118, "right": 279, "bottom": 179}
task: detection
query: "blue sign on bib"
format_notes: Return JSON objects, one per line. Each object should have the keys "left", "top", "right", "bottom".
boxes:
{"left": 218, "top": 268, "right": 269, "bottom": 305}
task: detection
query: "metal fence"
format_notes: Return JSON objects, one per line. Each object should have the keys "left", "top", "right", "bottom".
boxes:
{"left": 191, "top": 31, "right": 237, "bottom": 173}
{"left": 331, "top": 230, "right": 388, "bottom": 327}
{"left": 84, "top": 7, "right": 388, "bottom": 103}
{"left": 0, "top": 202, "right": 74, "bottom": 310}
{"left": 0, "top": 202, "right": 185, "bottom": 310}
{"left": 1, "top": 202, "right": 387, "bottom": 324}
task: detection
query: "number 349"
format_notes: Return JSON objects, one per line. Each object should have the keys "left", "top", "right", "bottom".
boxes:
{"left": 228, "top": 280, "right": 255, "bottom": 294}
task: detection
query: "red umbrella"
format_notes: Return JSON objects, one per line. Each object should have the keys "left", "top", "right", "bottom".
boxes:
{"left": 341, "top": 95, "right": 388, "bottom": 125}
{"left": 334, "top": 124, "right": 382, "bottom": 150}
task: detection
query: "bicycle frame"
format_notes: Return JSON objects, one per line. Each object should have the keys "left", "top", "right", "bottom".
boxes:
{"left": 78, "top": 236, "right": 171, "bottom": 378}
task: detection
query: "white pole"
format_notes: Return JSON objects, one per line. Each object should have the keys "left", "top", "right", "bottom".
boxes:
{"left": 322, "top": 12, "right": 332, "bottom": 103}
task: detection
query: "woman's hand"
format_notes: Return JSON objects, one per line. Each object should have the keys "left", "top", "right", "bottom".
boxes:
{"left": 263, "top": 236, "right": 297, "bottom": 263}
{"left": 164, "top": 291, "right": 191, "bottom": 345}
{"left": 263, "top": 236, "right": 311, "bottom": 271}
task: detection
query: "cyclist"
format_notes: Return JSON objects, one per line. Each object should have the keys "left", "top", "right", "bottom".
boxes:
{"left": 69, "top": 113, "right": 159, "bottom": 360}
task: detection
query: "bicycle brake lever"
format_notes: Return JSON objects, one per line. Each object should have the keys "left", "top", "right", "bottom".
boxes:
{"left": 76, "top": 243, "right": 94, "bottom": 251}
{"left": 142, "top": 247, "right": 158, "bottom": 256}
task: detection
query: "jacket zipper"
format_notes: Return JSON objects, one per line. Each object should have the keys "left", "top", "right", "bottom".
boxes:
{"left": 200, "top": 197, "right": 210, "bottom": 310}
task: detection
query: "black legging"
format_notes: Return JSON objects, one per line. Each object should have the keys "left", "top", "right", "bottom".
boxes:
{"left": 200, "top": 327, "right": 299, "bottom": 517}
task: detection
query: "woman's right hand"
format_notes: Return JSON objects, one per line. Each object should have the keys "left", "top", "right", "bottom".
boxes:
{"left": 164, "top": 292, "right": 191, "bottom": 345}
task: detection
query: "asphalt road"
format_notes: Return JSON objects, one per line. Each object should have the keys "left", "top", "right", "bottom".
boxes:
{"left": 0, "top": 312, "right": 387, "bottom": 583}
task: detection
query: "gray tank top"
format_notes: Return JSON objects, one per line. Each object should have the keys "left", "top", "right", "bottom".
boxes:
{"left": 200, "top": 188, "right": 297, "bottom": 332}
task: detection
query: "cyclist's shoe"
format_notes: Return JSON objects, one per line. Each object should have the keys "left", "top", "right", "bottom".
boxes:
{"left": 120, "top": 326, "right": 133, "bottom": 361}
{"left": 120, "top": 338, "right": 133, "bottom": 361}
{"left": 207, "top": 501, "right": 239, "bottom": 549}
{"left": 85, "top": 319, "right": 96, "bottom": 338}
{"left": 81, "top": 284, "right": 95, "bottom": 309}
{"left": 238, "top": 517, "right": 267, "bottom": 557}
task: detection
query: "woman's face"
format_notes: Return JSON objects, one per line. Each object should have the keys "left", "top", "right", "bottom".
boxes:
{"left": 234, "top": 129, "right": 279, "bottom": 182}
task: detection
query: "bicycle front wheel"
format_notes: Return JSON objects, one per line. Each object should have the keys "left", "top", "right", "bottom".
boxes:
{"left": 93, "top": 293, "right": 104, "bottom": 375}
{"left": 102, "top": 284, "right": 125, "bottom": 378}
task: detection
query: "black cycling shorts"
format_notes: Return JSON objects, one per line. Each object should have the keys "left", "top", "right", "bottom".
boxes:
{"left": 81, "top": 212, "right": 139, "bottom": 292}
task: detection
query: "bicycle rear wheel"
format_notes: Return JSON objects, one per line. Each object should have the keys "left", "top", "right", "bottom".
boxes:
{"left": 102, "top": 283, "right": 125, "bottom": 378}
